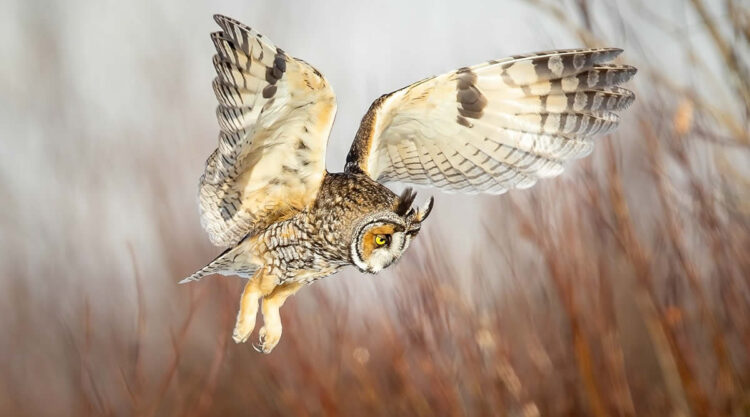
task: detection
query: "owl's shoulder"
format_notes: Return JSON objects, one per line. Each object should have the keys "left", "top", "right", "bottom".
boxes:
{"left": 314, "top": 172, "right": 395, "bottom": 209}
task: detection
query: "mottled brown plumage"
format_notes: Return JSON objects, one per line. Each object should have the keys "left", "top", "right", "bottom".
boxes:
{"left": 183, "top": 15, "right": 636, "bottom": 353}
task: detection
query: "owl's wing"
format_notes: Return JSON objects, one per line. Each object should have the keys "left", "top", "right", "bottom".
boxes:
{"left": 200, "top": 15, "right": 336, "bottom": 247}
{"left": 345, "top": 49, "right": 635, "bottom": 193}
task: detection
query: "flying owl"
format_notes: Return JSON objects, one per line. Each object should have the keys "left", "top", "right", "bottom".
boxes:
{"left": 181, "top": 15, "right": 636, "bottom": 353}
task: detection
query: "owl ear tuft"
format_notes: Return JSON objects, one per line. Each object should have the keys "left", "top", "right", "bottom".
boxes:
{"left": 395, "top": 188, "right": 417, "bottom": 217}
{"left": 405, "top": 196, "right": 434, "bottom": 235}
{"left": 416, "top": 196, "right": 434, "bottom": 222}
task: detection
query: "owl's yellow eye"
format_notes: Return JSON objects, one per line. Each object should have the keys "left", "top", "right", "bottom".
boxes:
{"left": 375, "top": 235, "right": 388, "bottom": 246}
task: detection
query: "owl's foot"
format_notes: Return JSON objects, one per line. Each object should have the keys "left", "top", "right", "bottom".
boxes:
{"left": 232, "top": 278, "right": 262, "bottom": 344}
{"left": 254, "top": 282, "right": 304, "bottom": 353}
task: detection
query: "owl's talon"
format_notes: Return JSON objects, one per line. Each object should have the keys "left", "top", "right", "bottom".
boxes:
{"left": 254, "top": 326, "right": 280, "bottom": 354}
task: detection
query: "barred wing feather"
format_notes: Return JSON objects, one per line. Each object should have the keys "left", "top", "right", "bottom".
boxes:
{"left": 200, "top": 15, "right": 337, "bottom": 247}
{"left": 345, "top": 48, "right": 635, "bottom": 194}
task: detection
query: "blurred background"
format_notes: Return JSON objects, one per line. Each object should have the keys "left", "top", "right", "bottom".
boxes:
{"left": 1, "top": 0, "right": 749, "bottom": 416}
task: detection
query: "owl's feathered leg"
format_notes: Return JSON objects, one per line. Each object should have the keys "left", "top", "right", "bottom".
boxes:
{"left": 254, "top": 282, "right": 304, "bottom": 353}
{"left": 232, "top": 270, "right": 276, "bottom": 344}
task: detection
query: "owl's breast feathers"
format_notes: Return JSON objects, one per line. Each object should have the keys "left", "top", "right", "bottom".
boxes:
{"left": 224, "top": 172, "right": 398, "bottom": 283}
{"left": 249, "top": 219, "right": 344, "bottom": 284}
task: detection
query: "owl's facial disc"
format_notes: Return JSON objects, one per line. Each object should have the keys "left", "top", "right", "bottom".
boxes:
{"left": 351, "top": 217, "right": 408, "bottom": 274}
{"left": 350, "top": 197, "right": 434, "bottom": 274}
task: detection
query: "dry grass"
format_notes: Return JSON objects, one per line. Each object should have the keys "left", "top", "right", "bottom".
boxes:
{"left": 2, "top": 1, "right": 749, "bottom": 416}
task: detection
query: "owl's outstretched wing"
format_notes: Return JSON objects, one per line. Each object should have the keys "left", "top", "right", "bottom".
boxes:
{"left": 345, "top": 49, "right": 635, "bottom": 193}
{"left": 200, "top": 15, "right": 336, "bottom": 247}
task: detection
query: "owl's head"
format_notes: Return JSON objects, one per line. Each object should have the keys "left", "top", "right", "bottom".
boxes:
{"left": 350, "top": 188, "right": 434, "bottom": 274}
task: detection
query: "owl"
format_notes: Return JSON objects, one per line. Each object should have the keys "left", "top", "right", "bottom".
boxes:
{"left": 181, "top": 15, "right": 636, "bottom": 353}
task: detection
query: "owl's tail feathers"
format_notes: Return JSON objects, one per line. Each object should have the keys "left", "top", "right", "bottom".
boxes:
{"left": 179, "top": 263, "right": 219, "bottom": 284}
{"left": 179, "top": 245, "right": 251, "bottom": 284}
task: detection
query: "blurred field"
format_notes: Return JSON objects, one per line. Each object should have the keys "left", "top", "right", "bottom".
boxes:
{"left": 1, "top": 0, "right": 749, "bottom": 416}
